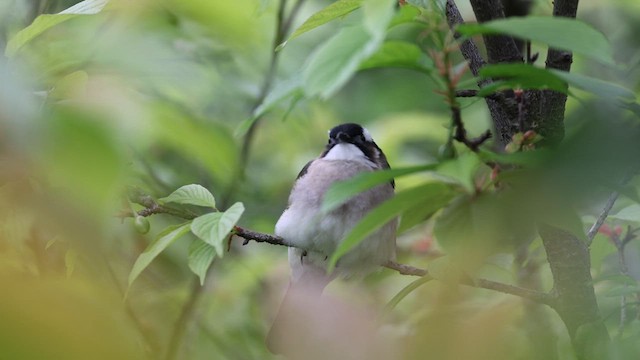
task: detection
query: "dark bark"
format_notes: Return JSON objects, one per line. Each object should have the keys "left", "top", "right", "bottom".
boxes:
{"left": 538, "top": 225, "right": 609, "bottom": 359}
{"left": 539, "top": 0, "right": 580, "bottom": 144}
{"left": 446, "top": 1, "right": 610, "bottom": 358}
{"left": 469, "top": 0, "right": 523, "bottom": 64}
{"left": 445, "top": 0, "right": 517, "bottom": 145}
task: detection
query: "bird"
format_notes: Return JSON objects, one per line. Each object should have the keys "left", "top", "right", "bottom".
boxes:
{"left": 266, "top": 123, "right": 397, "bottom": 353}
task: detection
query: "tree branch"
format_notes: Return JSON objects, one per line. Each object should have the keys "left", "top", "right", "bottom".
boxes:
{"left": 538, "top": 224, "right": 610, "bottom": 359}
{"left": 444, "top": 0, "right": 517, "bottom": 146}
{"left": 233, "top": 227, "right": 553, "bottom": 305}
{"left": 469, "top": 0, "right": 522, "bottom": 64}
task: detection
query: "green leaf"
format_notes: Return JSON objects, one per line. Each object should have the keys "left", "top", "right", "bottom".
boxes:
{"left": 384, "top": 275, "right": 433, "bottom": 311}
{"left": 456, "top": 16, "right": 614, "bottom": 65}
{"left": 398, "top": 183, "right": 458, "bottom": 233}
{"left": 188, "top": 240, "right": 217, "bottom": 285}
{"left": 478, "top": 64, "right": 569, "bottom": 96}
{"left": 604, "top": 285, "right": 640, "bottom": 297}
{"left": 190, "top": 202, "right": 244, "bottom": 256}
{"left": 610, "top": 204, "right": 640, "bottom": 222}
{"left": 236, "top": 77, "right": 304, "bottom": 137}
{"left": 160, "top": 184, "right": 216, "bottom": 208}
{"left": 389, "top": 4, "right": 421, "bottom": 28}
{"left": 322, "top": 164, "right": 438, "bottom": 213}
{"left": 286, "top": 0, "right": 363, "bottom": 44}
{"left": 434, "top": 193, "right": 535, "bottom": 256}
{"left": 303, "top": 25, "right": 379, "bottom": 98}
{"left": 362, "top": 0, "right": 396, "bottom": 40}
{"left": 328, "top": 183, "right": 442, "bottom": 272}
{"left": 550, "top": 70, "right": 637, "bottom": 101}
{"left": 436, "top": 152, "right": 484, "bottom": 193}
{"left": 302, "top": 0, "right": 396, "bottom": 98}
{"left": 359, "top": 41, "right": 433, "bottom": 72}
{"left": 5, "top": 0, "right": 109, "bottom": 57}
{"left": 128, "top": 222, "right": 191, "bottom": 288}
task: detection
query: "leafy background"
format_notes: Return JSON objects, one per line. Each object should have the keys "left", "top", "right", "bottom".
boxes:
{"left": 1, "top": 0, "right": 640, "bottom": 359}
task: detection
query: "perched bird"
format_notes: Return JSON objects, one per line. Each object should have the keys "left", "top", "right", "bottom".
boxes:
{"left": 267, "top": 123, "right": 397, "bottom": 353}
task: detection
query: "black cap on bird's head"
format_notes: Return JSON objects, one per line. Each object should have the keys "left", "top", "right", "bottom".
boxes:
{"left": 327, "top": 123, "right": 374, "bottom": 145}
{"left": 321, "top": 123, "right": 393, "bottom": 187}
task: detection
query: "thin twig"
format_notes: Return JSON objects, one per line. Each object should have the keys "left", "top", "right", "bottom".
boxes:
{"left": 451, "top": 105, "right": 492, "bottom": 151}
{"left": 587, "top": 191, "right": 620, "bottom": 246}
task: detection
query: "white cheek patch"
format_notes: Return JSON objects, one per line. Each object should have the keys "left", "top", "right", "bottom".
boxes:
{"left": 362, "top": 127, "right": 373, "bottom": 142}
{"left": 324, "top": 143, "right": 366, "bottom": 162}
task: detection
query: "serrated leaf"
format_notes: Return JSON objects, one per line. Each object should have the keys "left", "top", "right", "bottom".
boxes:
{"left": 5, "top": 0, "right": 109, "bottom": 57}
{"left": 456, "top": 16, "right": 614, "bottom": 65}
{"left": 188, "top": 240, "right": 216, "bottom": 285}
{"left": 286, "top": 0, "right": 363, "bottom": 43}
{"left": 359, "top": 41, "right": 433, "bottom": 72}
{"left": 160, "top": 184, "right": 216, "bottom": 208}
{"left": 128, "top": 222, "right": 191, "bottom": 288}
{"left": 322, "top": 164, "right": 438, "bottom": 213}
{"left": 190, "top": 202, "right": 244, "bottom": 257}
{"left": 328, "top": 183, "right": 442, "bottom": 272}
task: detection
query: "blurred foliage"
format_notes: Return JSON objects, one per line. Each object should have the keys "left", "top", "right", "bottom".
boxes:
{"left": 1, "top": 0, "right": 640, "bottom": 359}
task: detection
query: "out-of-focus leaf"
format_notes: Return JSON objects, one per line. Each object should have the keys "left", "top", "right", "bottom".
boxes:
{"left": 190, "top": 202, "right": 244, "bottom": 257}
{"left": 153, "top": 105, "right": 239, "bottom": 186}
{"left": 303, "top": 25, "right": 378, "bottom": 98}
{"left": 286, "top": 0, "right": 363, "bottom": 44}
{"left": 550, "top": 70, "right": 637, "bottom": 101}
{"left": 478, "top": 64, "right": 568, "bottom": 96}
{"left": 328, "top": 183, "right": 443, "bottom": 272}
{"left": 389, "top": 4, "right": 421, "bottom": 28}
{"left": 436, "top": 152, "right": 484, "bottom": 193}
{"left": 398, "top": 182, "right": 458, "bottom": 233}
{"left": 604, "top": 285, "right": 640, "bottom": 297}
{"left": 303, "top": 0, "right": 396, "bottom": 98}
{"left": 65, "top": 249, "right": 78, "bottom": 278}
{"left": 236, "top": 77, "right": 304, "bottom": 137}
{"left": 434, "top": 193, "right": 535, "bottom": 257}
{"left": 456, "top": 16, "right": 615, "bottom": 65}
{"left": 5, "top": 0, "right": 109, "bottom": 57}
{"left": 128, "top": 222, "right": 191, "bottom": 289}
{"left": 359, "top": 41, "right": 433, "bottom": 72}
{"left": 385, "top": 275, "right": 433, "bottom": 311}
{"left": 362, "top": 0, "right": 396, "bottom": 40}
{"left": 322, "top": 164, "right": 438, "bottom": 213}
{"left": 590, "top": 233, "right": 616, "bottom": 273}
{"left": 610, "top": 204, "right": 640, "bottom": 222}
{"left": 188, "top": 240, "right": 216, "bottom": 285}
{"left": 160, "top": 184, "right": 216, "bottom": 209}
{"left": 41, "top": 109, "right": 124, "bottom": 211}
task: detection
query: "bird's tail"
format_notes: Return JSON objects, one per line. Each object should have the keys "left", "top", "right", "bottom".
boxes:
{"left": 266, "top": 268, "right": 332, "bottom": 354}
